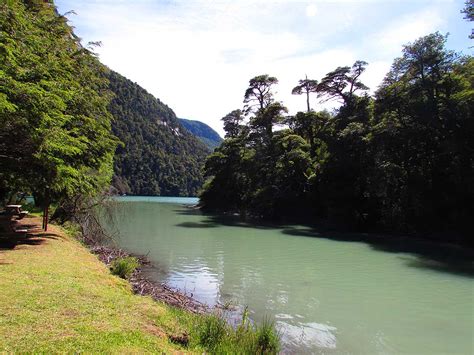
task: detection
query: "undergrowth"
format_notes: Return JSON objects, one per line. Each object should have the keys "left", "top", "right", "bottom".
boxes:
{"left": 110, "top": 256, "right": 139, "bottom": 279}
{"left": 195, "top": 310, "right": 280, "bottom": 354}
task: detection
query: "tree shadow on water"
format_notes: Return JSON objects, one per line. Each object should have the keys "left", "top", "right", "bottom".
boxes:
{"left": 173, "top": 207, "right": 474, "bottom": 278}
{"left": 174, "top": 210, "right": 283, "bottom": 230}
{"left": 173, "top": 207, "right": 203, "bottom": 216}
{"left": 281, "top": 225, "right": 474, "bottom": 278}
{"left": 176, "top": 221, "right": 219, "bottom": 228}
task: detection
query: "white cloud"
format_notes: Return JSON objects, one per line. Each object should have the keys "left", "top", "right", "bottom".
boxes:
{"left": 306, "top": 4, "right": 318, "bottom": 17}
{"left": 369, "top": 8, "right": 445, "bottom": 57}
{"left": 56, "top": 0, "right": 463, "bottom": 135}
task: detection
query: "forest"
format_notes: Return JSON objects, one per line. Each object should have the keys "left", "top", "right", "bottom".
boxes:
{"left": 108, "top": 71, "right": 209, "bottom": 196}
{"left": 179, "top": 118, "right": 223, "bottom": 150}
{"left": 200, "top": 33, "right": 474, "bottom": 244}
{"left": 0, "top": 0, "right": 118, "bottom": 223}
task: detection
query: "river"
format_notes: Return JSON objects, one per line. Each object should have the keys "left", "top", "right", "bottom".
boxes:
{"left": 107, "top": 196, "right": 473, "bottom": 354}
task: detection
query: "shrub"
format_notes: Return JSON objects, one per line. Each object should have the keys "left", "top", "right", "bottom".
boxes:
{"left": 110, "top": 256, "right": 139, "bottom": 279}
{"left": 192, "top": 308, "right": 280, "bottom": 354}
{"left": 255, "top": 317, "right": 280, "bottom": 354}
{"left": 197, "top": 314, "right": 228, "bottom": 350}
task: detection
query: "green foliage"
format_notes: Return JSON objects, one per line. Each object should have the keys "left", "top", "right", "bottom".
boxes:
{"left": 370, "top": 33, "right": 474, "bottom": 234}
{"left": 196, "top": 314, "right": 228, "bottom": 349}
{"left": 200, "top": 33, "right": 473, "bottom": 243}
{"left": 0, "top": 0, "right": 117, "bottom": 209}
{"left": 110, "top": 256, "right": 139, "bottom": 279}
{"left": 461, "top": 0, "right": 473, "bottom": 39}
{"left": 108, "top": 71, "right": 209, "bottom": 196}
{"left": 221, "top": 109, "right": 245, "bottom": 138}
{"left": 317, "top": 60, "right": 369, "bottom": 104}
{"left": 192, "top": 311, "right": 280, "bottom": 354}
{"left": 255, "top": 317, "right": 280, "bottom": 354}
{"left": 292, "top": 76, "right": 319, "bottom": 112}
{"left": 244, "top": 74, "right": 279, "bottom": 114}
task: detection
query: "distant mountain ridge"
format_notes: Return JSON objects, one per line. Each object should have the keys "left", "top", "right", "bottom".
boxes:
{"left": 179, "top": 118, "right": 223, "bottom": 150}
{"left": 107, "top": 70, "right": 210, "bottom": 196}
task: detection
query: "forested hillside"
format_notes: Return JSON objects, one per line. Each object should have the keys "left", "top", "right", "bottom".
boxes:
{"left": 179, "top": 118, "right": 223, "bottom": 150}
{"left": 108, "top": 71, "right": 210, "bottom": 196}
{"left": 200, "top": 33, "right": 474, "bottom": 243}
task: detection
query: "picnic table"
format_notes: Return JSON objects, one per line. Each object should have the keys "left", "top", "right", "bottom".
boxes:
{"left": 5, "top": 205, "right": 29, "bottom": 219}
{"left": 0, "top": 215, "right": 28, "bottom": 236}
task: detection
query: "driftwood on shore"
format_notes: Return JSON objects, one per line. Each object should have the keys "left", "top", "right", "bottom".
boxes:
{"left": 90, "top": 245, "right": 208, "bottom": 314}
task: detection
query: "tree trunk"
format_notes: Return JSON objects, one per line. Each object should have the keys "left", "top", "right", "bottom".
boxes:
{"left": 306, "top": 91, "right": 310, "bottom": 112}
{"left": 43, "top": 195, "right": 50, "bottom": 232}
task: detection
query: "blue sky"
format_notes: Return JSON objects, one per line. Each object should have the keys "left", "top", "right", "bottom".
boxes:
{"left": 55, "top": 0, "right": 472, "bottom": 135}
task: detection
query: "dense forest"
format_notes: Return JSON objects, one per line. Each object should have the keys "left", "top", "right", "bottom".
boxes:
{"left": 108, "top": 71, "right": 209, "bottom": 196}
{"left": 200, "top": 33, "right": 474, "bottom": 244}
{"left": 0, "top": 0, "right": 212, "bottom": 207}
{"left": 179, "top": 118, "right": 223, "bottom": 150}
{"left": 0, "top": 0, "right": 117, "bottom": 225}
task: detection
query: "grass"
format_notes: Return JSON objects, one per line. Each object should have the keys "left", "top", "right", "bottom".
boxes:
{"left": 0, "top": 217, "right": 280, "bottom": 353}
{"left": 0, "top": 218, "right": 179, "bottom": 353}
{"left": 110, "top": 256, "right": 139, "bottom": 279}
{"left": 155, "top": 307, "right": 280, "bottom": 354}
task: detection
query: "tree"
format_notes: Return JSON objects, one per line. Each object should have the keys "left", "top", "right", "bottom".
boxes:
{"left": 200, "top": 34, "right": 473, "bottom": 243}
{"left": 243, "top": 75, "right": 278, "bottom": 114}
{"left": 372, "top": 32, "right": 473, "bottom": 233}
{"left": 291, "top": 76, "right": 319, "bottom": 112}
{"left": 318, "top": 60, "right": 369, "bottom": 104}
{"left": 250, "top": 102, "right": 288, "bottom": 141}
{"left": 461, "top": 0, "right": 473, "bottom": 39}
{"left": 222, "top": 109, "right": 244, "bottom": 138}
{"left": 287, "top": 111, "right": 330, "bottom": 159}
{"left": 0, "top": 1, "right": 118, "bottom": 230}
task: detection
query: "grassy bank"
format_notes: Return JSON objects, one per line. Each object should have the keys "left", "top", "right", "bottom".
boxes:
{"left": 0, "top": 217, "right": 278, "bottom": 353}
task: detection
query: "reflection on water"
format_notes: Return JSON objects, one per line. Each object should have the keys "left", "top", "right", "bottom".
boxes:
{"left": 109, "top": 196, "right": 474, "bottom": 354}
{"left": 280, "top": 321, "right": 337, "bottom": 350}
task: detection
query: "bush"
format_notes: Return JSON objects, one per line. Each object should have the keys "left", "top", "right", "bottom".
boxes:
{"left": 255, "top": 317, "right": 280, "bottom": 354}
{"left": 110, "top": 257, "right": 139, "bottom": 279}
{"left": 192, "top": 309, "right": 280, "bottom": 354}
{"left": 197, "top": 314, "right": 228, "bottom": 350}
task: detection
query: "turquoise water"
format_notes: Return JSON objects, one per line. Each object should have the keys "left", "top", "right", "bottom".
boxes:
{"left": 109, "top": 196, "right": 473, "bottom": 354}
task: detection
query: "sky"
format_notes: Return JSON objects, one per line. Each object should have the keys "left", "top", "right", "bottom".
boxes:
{"left": 55, "top": 0, "right": 472, "bottom": 136}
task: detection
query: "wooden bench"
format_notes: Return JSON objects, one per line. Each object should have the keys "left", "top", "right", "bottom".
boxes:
{"left": 5, "top": 205, "right": 29, "bottom": 220}
{"left": 0, "top": 215, "right": 28, "bottom": 237}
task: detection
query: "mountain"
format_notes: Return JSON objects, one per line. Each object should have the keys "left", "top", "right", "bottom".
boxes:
{"left": 179, "top": 118, "right": 223, "bottom": 150}
{"left": 107, "top": 71, "right": 210, "bottom": 196}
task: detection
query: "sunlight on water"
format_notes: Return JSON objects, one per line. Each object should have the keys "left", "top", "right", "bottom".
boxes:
{"left": 108, "top": 197, "right": 474, "bottom": 354}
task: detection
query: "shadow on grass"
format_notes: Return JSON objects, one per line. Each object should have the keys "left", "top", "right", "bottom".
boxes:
{"left": 174, "top": 207, "right": 474, "bottom": 278}
{"left": 0, "top": 232, "right": 60, "bottom": 252}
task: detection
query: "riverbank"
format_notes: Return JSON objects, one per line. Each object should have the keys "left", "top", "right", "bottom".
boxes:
{"left": 90, "top": 245, "right": 209, "bottom": 314}
{"left": 0, "top": 217, "right": 189, "bottom": 352}
{"left": 0, "top": 216, "right": 279, "bottom": 353}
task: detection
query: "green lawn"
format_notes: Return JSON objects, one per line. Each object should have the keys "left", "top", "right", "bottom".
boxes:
{"left": 0, "top": 218, "right": 190, "bottom": 353}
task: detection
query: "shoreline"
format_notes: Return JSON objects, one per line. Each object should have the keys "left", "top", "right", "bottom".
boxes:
{"left": 89, "top": 245, "right": 210, "bottom": 314}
